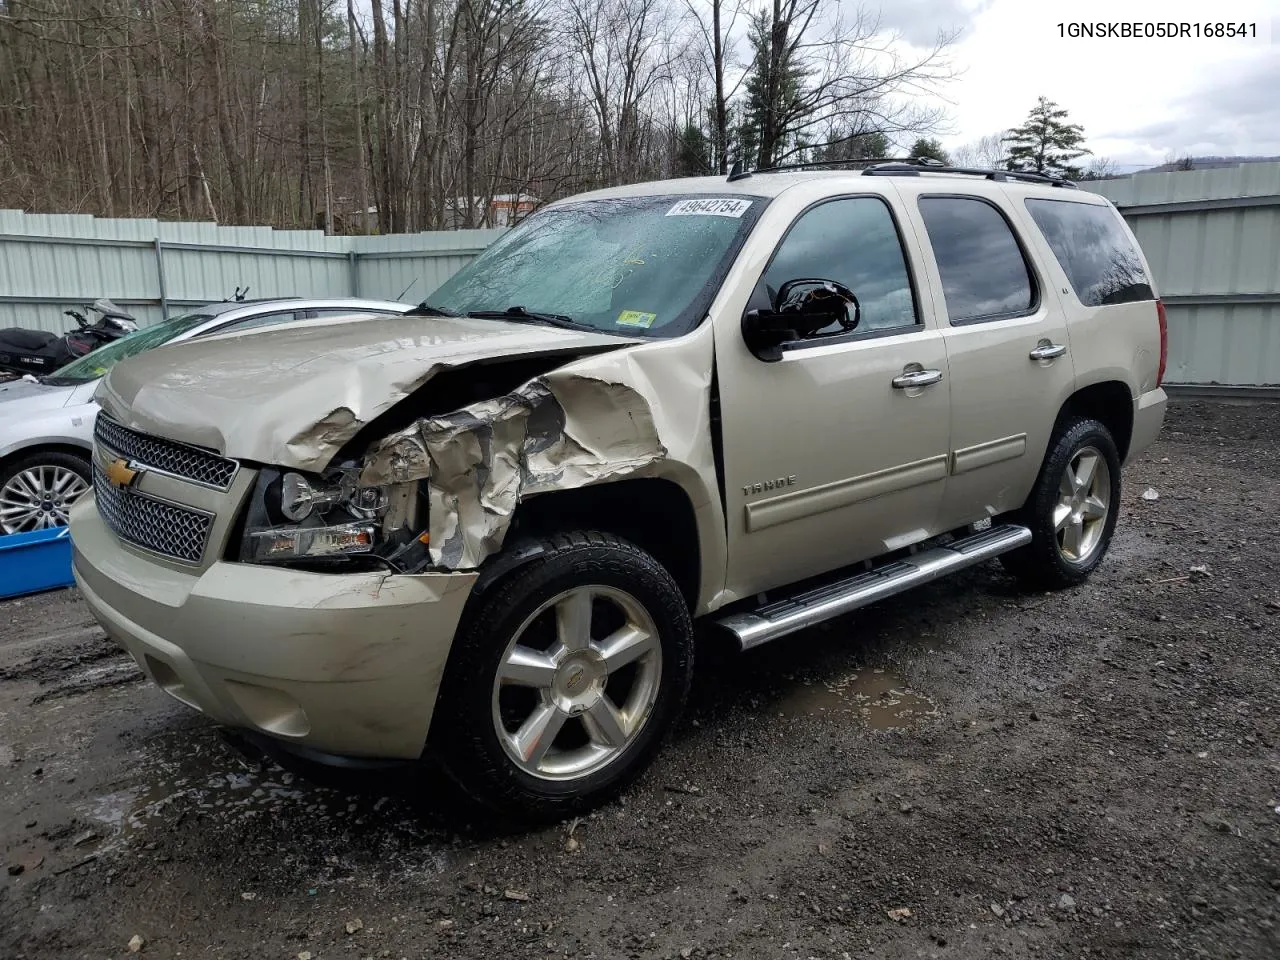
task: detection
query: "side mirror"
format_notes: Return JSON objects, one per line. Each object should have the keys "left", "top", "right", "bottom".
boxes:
{"left": 742, "top": 278, "right": 861, "bottom": 362}
{"left": 742, "top": 308, "right": 801, "bottom": 362}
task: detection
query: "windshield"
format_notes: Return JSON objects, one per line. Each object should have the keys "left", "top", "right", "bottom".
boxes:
{"left": 45, "top": 311, "right": 214, "bottom": 385}
{"left": 426, "top": 194, "right": 766, "bottom": 337}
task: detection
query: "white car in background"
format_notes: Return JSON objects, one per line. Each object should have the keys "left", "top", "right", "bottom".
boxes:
{"left": 0, "top": 298, "right": 411, "bottom": 534}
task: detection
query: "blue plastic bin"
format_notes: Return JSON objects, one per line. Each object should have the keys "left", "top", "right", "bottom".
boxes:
{"left": 0, "top": 526, "right": 75, "bottom": 599}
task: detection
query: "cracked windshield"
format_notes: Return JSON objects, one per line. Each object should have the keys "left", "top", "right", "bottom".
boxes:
{"left": 425, "top": 195, "right": 763, "bottom": 336}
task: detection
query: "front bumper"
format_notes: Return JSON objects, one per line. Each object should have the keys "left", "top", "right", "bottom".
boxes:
{"left": 70, "top": 493, "right": 478, "bottom": 760}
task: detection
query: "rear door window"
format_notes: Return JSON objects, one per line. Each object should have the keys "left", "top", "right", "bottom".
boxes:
{"left": 1024, "top": 199, "right": 1154, "bottom": 306}
{"left": 918, "top": 197, "right": 1036, "bottom": 323}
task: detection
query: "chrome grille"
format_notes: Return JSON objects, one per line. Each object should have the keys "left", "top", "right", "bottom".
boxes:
{"left": 95, "top": 414, "right": 237, "bottom": 490}
{"left": 92, "top": 463, "right": 213, "bottom": 564}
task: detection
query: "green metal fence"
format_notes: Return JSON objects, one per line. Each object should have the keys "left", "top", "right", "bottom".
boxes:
{"left": 0, "top": 209, "right": 504, "bottom": 334}
{"left": 1084, "top": 162, "right": 1280, "bottom": 390}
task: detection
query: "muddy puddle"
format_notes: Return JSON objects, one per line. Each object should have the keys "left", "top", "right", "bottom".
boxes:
{"left": 777, "top": 669, "right": 937, "bottom": 729}
{"left": 74, "top": 736, "right": 448, "bottom": 876}
{"left": 78, "top": 759, "right": 313, "bottom": 852}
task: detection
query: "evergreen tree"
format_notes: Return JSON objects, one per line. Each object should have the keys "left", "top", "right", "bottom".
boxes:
{"left": 675, "top": 124, "right": 711, "bottom": 176}
{"left": 739, "top": 8, "right": 806, "bottom": 168}
{"left": 1002, "top": 96, "right": 1090, "bottom": 179}
{"left": 814, "top": 131, "right": 890, "bottom": 163}
{"left": 908, "top": 137, "right": 949, "bottom": 164}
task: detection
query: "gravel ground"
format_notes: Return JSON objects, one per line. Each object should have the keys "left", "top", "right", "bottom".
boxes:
{"left": 2, "top": 398, "right": 1278, "bottom": 960}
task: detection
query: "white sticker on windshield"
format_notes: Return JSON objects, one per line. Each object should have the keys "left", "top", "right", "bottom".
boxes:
{"left": 665, "top": 198, "right": 753, "bottom": 218}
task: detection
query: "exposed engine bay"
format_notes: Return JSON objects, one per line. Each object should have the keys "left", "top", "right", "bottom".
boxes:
{"left": 231, "top": 355, "right": 666, "bottom": 575}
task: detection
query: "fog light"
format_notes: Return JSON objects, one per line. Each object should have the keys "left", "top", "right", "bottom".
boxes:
{"left": 249, "top": 522, "right": 377, "bottom": 562}
{"left": 224, "top": 679, "right": 310, "bottom": 738}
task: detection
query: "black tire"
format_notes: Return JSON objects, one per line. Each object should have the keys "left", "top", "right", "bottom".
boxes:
{"left": 1000, "top": 417, "right": 1122, "bottom": 591}
{"left": 431, "top": 531, "right": 694, "bottom": 821}
{"left": 0, "top": 449, "right": 92, "bottom": 534}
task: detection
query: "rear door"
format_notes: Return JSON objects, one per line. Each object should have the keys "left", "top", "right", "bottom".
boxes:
{"left": 896, "top": 185, "right": 1076, "bottom": 529}
{"left": 1019, "top": 196, "right": 1162, "bottom": 404}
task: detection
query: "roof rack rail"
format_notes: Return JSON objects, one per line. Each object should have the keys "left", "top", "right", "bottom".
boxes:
{"left": 861, "top": 159, "right": 1078, "bottom": 188}
{"left": 727, "top": 156, "right": 918, "bottom": 180}
{"left": 728, "top": 155, "right": 1077, "bottom": 188}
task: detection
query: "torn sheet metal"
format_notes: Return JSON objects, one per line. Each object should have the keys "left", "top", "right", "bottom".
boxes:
{"left": 361, "top": 374, "right": 667, "bottom": 569}
{"left": 93, "top": 313, "right": 636, "bottom": 469}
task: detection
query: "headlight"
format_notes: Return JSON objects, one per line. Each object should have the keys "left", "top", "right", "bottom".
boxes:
{"left": 279, "top": 472, "right": 333, "bottom": 521}
{"left": 239, "top": 467, "right": 401, "bottom": 566}
{"left": 279, "top": 471, "right": 388, "bottom": 523}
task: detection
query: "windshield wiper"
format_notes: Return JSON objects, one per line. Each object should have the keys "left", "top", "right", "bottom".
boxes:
{"left": 407, "top": 302, "right": 458, "bottom": 317}
{"left": 466, "top": 306, "right": 593, "bottom": 332}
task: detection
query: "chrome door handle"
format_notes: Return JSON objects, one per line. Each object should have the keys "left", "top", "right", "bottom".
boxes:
{"left": 891, "top": 369, "right": 944, "bottom": 389}
{"left": 1029, "top": 342, "right": 1067, "bottom": 361}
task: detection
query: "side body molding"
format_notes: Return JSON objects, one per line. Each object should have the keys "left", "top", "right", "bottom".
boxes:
{"left": 744, "top": 454, "right": 950, "bottom": 533}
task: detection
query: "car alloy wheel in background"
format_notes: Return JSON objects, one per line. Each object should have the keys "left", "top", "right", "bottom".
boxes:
{"left": 1, "top": 461, "right": 90, "bottom": 533}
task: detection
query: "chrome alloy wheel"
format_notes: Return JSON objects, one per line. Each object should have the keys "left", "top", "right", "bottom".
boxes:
{"left": 1054, "top": 445, "right": 1111, "bottom": 563}
{"left": 0, "top": 465, "right": 89, "bottom": 533}
{"left": 491, "top": 585, "right": 663, "bottom": 781}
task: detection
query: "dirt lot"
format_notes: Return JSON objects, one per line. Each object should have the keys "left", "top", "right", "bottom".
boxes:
{"left": 2, "top": 398, "right": 1278, "bottom": 960}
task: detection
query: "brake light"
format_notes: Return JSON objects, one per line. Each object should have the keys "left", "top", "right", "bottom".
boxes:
{"left": 1156, "top": 299, "right": 1168, "bottom": 386}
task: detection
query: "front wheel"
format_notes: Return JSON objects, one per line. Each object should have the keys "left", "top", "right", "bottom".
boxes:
{"left": 432, "top": 531, "right": 694, "bottom": 820}
{"left": 1000, "top": 417, "right": 1122, "bottom": 590}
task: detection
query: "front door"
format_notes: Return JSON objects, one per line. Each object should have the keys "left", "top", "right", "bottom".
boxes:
{"left": 897, "top": 186, "right": 1077, "bottom": 529}
{"left": 714, "top": 193, "right": 953, "bottom": 599}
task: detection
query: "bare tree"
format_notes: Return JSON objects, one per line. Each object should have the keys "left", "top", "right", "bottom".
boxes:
{"left": 0, "top": 0, "right": 960, "bottom": 229}
{"left": 1079, "top": 156, "right": 1120, "bottom": 181}
{"left": 563, "top": 0, "right": 688, "bottom": 184}
{"left": 1162, "top": 153, "right": 1197, "bottom": 172}
{"left": 346, "top": 0, "right": 371, "bottom": 232}
{"left": 682, "top": 0, "right": 746, "bottom": 174}
{"left": 739, "top": 0, "right": 955, "bottom": 168}
{"left": 950, "top": 132, "right": 1004, "bottom": 169}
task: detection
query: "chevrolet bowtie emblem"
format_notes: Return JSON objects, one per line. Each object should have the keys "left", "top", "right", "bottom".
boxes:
{"left": 105, "top": 457, "right": 139, "bottom": 488}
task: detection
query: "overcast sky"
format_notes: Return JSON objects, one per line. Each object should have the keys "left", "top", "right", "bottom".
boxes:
{"left": 875, "top": 0, "right": 1279, "bottom": 168}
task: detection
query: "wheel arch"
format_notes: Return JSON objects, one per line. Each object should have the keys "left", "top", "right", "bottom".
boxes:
{"left": 1055, "top": 380, "right": 1134, "bottom": 462}
{"left": 0, "top": 440, "right": 93, "bottom": 474}
{"left": 504, "top": 477, "right": 702, "bottom": 612}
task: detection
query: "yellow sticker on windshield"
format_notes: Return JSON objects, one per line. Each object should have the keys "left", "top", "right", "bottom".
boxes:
{"left": 616, "top": 310, "right": 657, "bottom": 329}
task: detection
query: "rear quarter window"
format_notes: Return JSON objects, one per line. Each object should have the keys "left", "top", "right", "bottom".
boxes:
{"left": 1024, "top": 199, "right": 1154, "bottom": 307}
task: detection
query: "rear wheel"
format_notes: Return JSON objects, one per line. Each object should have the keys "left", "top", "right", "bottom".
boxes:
{"left": 1000, "top": 418, "right": 1122, "bottom": 590}
{"left": 0, "top": 451, "right": 91, "bottom": 534}
{"left": 432, "top": 531, "right": 693, "bottom": 820}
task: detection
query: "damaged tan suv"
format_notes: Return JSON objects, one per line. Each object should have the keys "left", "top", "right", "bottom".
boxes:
{"left": 70, "top": 161, "right": 1168, "bottom": 818}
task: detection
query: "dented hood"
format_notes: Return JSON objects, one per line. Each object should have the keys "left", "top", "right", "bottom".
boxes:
{"left": 95, "top": 313, "right": 636, "bottom": 469}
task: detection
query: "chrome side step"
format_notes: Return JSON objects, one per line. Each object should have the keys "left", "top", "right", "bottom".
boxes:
{"left": 715, "top": 524, "right": 1032, "bottom": 651}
